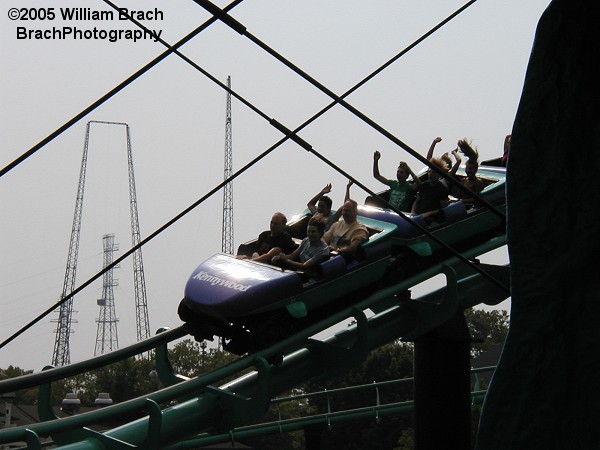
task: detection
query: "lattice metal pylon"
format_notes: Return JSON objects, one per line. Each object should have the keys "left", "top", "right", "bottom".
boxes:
{"left": 94, "top": 234, "right": 120, "bottom": 355}
{"left": 217, "top": 76, "right": 234, "bottom": 352}
{"left": 125, "top": 124, "right": 151, "bottom": 345}
{"left": 51, "top": 121, "right": 150, "bottom": 365}
{"left": 222, "top": 75, "right": 234, "bottom": 255}
{"left": 51, "top": 123, "right": 91, "bottom": 366}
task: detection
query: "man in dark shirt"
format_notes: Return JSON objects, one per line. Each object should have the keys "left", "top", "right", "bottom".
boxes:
{"left": 250, "top": 212, "right": 296, "bottom": 263}
{"left": 411, "top": 158, "right": 449, "bottom": 222}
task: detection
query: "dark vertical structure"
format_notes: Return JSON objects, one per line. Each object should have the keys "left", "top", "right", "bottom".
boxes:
{"left": 476, "top": 1, "right": 600, "bottom": 448}
{"left": 414, "top": 312, "right": 472, "bottom": 450}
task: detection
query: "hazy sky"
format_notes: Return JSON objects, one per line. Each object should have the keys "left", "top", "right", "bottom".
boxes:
{"left": 1, "top": 0, "right": 550, "bottom": 370}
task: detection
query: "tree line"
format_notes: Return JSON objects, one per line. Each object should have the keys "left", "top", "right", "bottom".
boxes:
{"left": 1, "top": 308, "right": 508, "bottom": 449}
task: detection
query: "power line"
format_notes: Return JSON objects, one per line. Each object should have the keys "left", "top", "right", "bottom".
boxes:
{"left": 0, "top": 0, "right": 246, "bottom": 180}
{"left": 0, "top": 0, "right": 506, "bottom": 352}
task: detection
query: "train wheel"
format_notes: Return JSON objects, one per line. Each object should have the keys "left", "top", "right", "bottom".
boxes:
{"left": 251, "top": 313, "right": 297, "bottom": 351}
{"left": 385, "top": 250, "right": 422, "bottom": 285}
{"left": 177, "top": 300, "right": 223, "bottom": 343}
{"left": 177, "top": 299, "right": 195, "bottom": 323}
{"left": 223, "top": 335, "right": 251, "bottom": 355}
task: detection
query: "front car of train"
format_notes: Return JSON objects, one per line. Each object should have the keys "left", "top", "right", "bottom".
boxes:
{"left": 179, "top": 163, "right": 506, "bottom": 354}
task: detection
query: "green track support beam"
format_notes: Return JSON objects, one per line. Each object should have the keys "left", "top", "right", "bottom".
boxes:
{"left": 0, "top": 236, "right": 509, "bottom": 449}
{"left": 143, "top": 399, "right": 162, "bottom": 450}
{"left": 306, "top": 308, "right": 369, "bottom": 376}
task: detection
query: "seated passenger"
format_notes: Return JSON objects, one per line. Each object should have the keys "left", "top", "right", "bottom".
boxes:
{"left": 238, "top": 212, "right": 296, "bottom": 263}
{"left": 455, "top": 140, "right": 484, "bottom": 207}
{"left": 271, "top": 217, "right": 330, "bottom": 279}
{"left": 426, "top": 136, "right": 461, "bottom": 188}
{"left": 411, "top": 158, "right": 449, "bottom": 222}
{"left": 459, "top": 159, "right": 485, "bottom": 207}
{"left": 307, "top": 183, "right": 335, "bottom": 230}
{"left": 323, "top": 199, "right": 369, "bottom": 258}
{"left": 373, "top": 150, "right": 421, "bottom": 211}
{"left": 457, "top": 138, "right": 478, "bottom": 162}
{"left": 307, "top": 181, "right": 352, "bottom": 230}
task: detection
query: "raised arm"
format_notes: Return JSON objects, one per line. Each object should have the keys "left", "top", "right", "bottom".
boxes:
{"left": 307, "top": 183, "right": 332, "bottom": 214}
{"left": 450, "top": 149, "right": 462, "bottom": 175}
{"left": 426, "top": 137, "right": 443, "bottom": 160}
{"left": 373, "top": 151, "right": 388, "bottom": 184}
{"left": 331, "top": 180, "right": 353, "bottom": 222}
{"left": 345, "top": 179, "right": 353, "bottom": 203}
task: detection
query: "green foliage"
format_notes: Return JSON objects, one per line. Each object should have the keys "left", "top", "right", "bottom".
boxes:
{"left": 168, "top": 339, "right": 205, "bottom": 377}
{"left": 44, "top": 357, "right": 161, "bottom": 406}
{"left": 294, "top": 309, "right": 509, "bottom": 450}
{"left": 301, "top": 341, "right": 415, "bottom": 450}
{"left": 167, "top": 339, "right": 240, "bottom": 380}
{"left": 88, "top": 357, "right": 160, "bottom": 403}
{"left": 464, "top": 308, "right": 509, "bottom": 358}
{"left": 0, "top": 309, "right": 508, "bottom": 449}
{"left": 36, "top": 339, "right": 243, "bottom": 408}
{"left": 0, "top": 366, "right": 33, "bottom": 379}
{"left": 394, "top": 429, "right": 415, "bottom": 450}
{"left": 0, "top": 366, "right": 37, "bottom": 404}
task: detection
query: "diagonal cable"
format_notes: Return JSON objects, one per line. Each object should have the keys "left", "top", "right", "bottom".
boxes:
{"left": 107, "top": 0, "right": 506, "bottom": 283}
{"left": 102, "top": 0, "right": 508, "bottom": 290}
{"left": 193, "top": 0, "right": 504, "bottom": 221}
{"left": 1, "top": 0, "right": 509, "bottom": 350}
{"left": 0, "top": 137, "right": 281, "bottom": 350}
{"left": 0, "top": 0, "right": 246, "bottom": 179}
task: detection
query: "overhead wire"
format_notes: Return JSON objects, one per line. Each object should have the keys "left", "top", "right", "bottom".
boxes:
{"left": 0, "top": 0, "right": 249, "bottom": 349}
{"left": 111, "top": 0, "right": 504, "bottom": 258}
{"left": 194, "top": 0, "right": 504, "bottom": 221}
{"left": 98, "top": 0, "right": 506, "bottom": 277}
{"left": 0, "top": 138, "right": 279, "bottom": 350}
{"left": 179, "top": 0, "right": 510, "bottom": 293}
{"left": 0, "top": 0, "right": 509, "bottom": 351}
{"left": 182, "top": 0, "right": 509, "bottom": 288}
{"left": 102, "top": 0, "right": 501, "bottom": 256}
{"left": 0, "top": 0, "right": 246, "bottom": 180}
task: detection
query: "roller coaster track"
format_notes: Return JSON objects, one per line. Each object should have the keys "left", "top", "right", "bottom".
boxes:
{"left": 0, "top": 234, "right": 509, "bottom": 449}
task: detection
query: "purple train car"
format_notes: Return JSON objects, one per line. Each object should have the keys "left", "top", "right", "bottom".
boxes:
{"left": 179, "top": 165, "right": 506, "bottom": 355}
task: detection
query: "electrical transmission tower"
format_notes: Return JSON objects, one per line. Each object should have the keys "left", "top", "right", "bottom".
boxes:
{"left": 222, "top": 75, "right": 234, "bottom": 255}
{"left": 125, "top": 123, "right": 151, "bottom": 345}
{"left": 94, "top": 234, "right": 119, "bottom": 356}
{"left": 51, "top": 122, "right": 91, "bottom": 366}
{"left": 216, "top": 76, "right": 234, "bottom": 352}
{"left": 52, "top": 120, "right": 150, "bottom": 366}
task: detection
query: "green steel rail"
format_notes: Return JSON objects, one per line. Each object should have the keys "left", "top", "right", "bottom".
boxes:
{"left": 0, "top": 235, "right": 508, "bottom": 449}
{"left": 0, "top": 326, "right": 191, "bottom": 394}
{"left": 162, "top": 369, "right": 495, "bottom": 449}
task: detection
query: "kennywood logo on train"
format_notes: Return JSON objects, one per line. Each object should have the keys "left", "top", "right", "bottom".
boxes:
{"left": 193, "top": 271, "right": 252, "bottom": 292}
